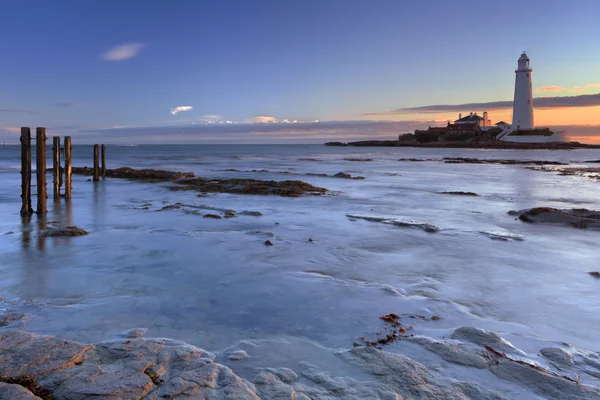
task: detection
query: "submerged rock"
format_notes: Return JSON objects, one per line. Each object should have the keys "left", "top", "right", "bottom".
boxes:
{"left": 39, "top": 225, "right": 88, "bottom": 237}
{"left": 515, "top": 208, "right": 600, "bottom": 230}
{"left": 440, "top": 191, "right": 479, "bottom": 196}
{"left": 450, "top": 326, "right": 521, "bottom": 355}
{"left": 443, "top": 157, "right": 567, "bottom": 165}
{"left": 541, "top": 347, "right": 574, "bottom": 367}
{"left": 347, "top": 214, "right": 439, "bottom": 233}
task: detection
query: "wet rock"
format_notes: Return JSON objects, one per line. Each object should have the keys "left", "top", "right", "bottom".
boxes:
{"left": 443, "top": 157, "right": 567, "bottom": 165}
{"left": 158, "top": 204, "right": 182, "bottom": 211}
{"left": 490, "top": 355, "right": 600, "bottom": 400}
{"left": 0, "top": 330, "right": 260, "bottom": 400}
{"left": 172, "top": 177, "right": 327, "bottom": 198}
{"left": 0, "top": 382, "right": 43, "bottom": 400}
{"left": 227, "top": 350, "right": 249, "bottom": 361}
{"left": 440, "top": 191, "right": 479, "bottom": 196}
{"left": 450, "top": 327, "right": 521, "bottom": 355}
{"left": 347, "top": 214, "right": 439, "bottom": 233}
{"left": 0, "top": 311, "right": 29, "bottom": 328}
{"left": 224, "top": 210, "right": 237, "bottom": 219}
{"left": 73, "top": 166, "right": 327, "bottom": 197}
{"left": 343, "top": 346, "right": 507, "bottom": 400}
{"left": 589, "top": 272, "right": 600, "bottom": 278}
{"left": 541, "top": 347, "right": 574, "bottom": 367}
{"left": 264, "top": 240, "right": 273, "bottom": 246}
{"left": 516, "top": 208, "right": 600, "bottom": 230}
{"left": 72, "top": 166, "right": 195, "bottom": 182}
{"left": 333, "top": 172, "right": 365, "bottom": 180}
{"left": 343, "top": 158, "right": 374, "bottom": 162}
{"left": 203, "top": 213, "right": 222, "bottom": 219}
{"left": 119, "top": 328, "right": 148, "bottom": 338}
{"left": 479, "top": 231, "right": 525, "bottom": 241}
{"left": 239, "top": 211, "right": 263, "bottom": 217}
{"left": 410, "top": 336, "right": 490, "bottom": 369}
{"left": 39, "top": 226, "right": 88, "bottom": 237}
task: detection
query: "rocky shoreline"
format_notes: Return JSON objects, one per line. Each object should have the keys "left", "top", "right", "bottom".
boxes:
{"left": 325, "top": 139, "right": 600, "bottom": 150}
{"left": 72, "top": 167, "right": 328, "bottom": 197}
{"left": 2, "top": 323, "right": 600, "bottom": 400}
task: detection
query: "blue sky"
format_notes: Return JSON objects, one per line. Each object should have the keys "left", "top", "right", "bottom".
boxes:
{"left": 1, "top": 0, "right": 600, "bottom": 143}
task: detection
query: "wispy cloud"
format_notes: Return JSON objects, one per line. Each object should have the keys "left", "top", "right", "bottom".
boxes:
{"left": 102, "top": 43, "right": 145, "bottom": 61}
{"left": 170, "top": 106, "right": 193, "bottom": 115}
{"left": 0, "top": 108, "right": 37, "bottom": 114}
{"left": 535, "top": 86, "right": 567, "bottom": 93}
{"left": 246, "top": 115, "right": 278, "bottom": 123}
{"left": 80, "top": 120, "right": 431, "bottom": 143}
{"left": 361, "top": 93, "right": 600, "bottom": 115}
{"left": 56, "top": 102, "right": 84, "bottom": 108}
{"left": 572, "top": 87, "right": 585, "bottom": 92}
{"left": 586, "top": 83, "right": 600, "bottom": 89}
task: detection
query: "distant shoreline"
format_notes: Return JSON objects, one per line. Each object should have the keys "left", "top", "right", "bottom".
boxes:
{"left": 324, "top": 140, "right": 600, "bottom": 150}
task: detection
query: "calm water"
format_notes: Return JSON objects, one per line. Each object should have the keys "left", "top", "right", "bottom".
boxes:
{"left": 1, "top": 144, "right": 600, "bottom": 396}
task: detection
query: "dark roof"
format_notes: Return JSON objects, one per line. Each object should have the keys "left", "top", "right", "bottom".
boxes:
{"left": 427, "top": 127, "right": 447, "bottom": 133}
{"left": 447, "top": 123, "right": 480, "bottom": 131}
{"left": 455, "top": 114, "right": 483, "bottom": 122}
{"left": 495, "top": 121, "right": 509, "bottom": 125}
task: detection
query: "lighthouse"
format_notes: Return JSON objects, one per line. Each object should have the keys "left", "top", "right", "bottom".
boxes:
{"left": 512, "top": 52, "right": 534, "bottom": 130}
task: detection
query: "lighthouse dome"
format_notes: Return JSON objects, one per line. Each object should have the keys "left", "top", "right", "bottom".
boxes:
{"left": 517, "top": 51, "right": 531, "bottom": 70}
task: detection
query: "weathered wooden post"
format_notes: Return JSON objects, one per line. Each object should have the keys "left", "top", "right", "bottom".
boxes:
{"left": 36, "top": 127, "right": 47, "bottom": 215}
{"left": 93, "top": 144, "right": 100, "bottom": 182}
{"left": 64, "top": 136, "right": 72, "bottom": 198}
{"left": 20, "top": 127, "right": 33, "bottom": 215}
{"left": 101, "top": 144, "right": 106, "bottom": 178}
{"left": 52, "top": 136, "right": 61, "bottom": 200}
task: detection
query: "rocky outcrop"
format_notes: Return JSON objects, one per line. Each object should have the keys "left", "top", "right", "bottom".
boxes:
{"left": 513, "top": 208, "right": 600, "bottom": 230}
{"left": 39, "top": 225, "right": 88, "bottom": 238}
{"left": 0, "top": 330, "right": 257, "bottom": 400}
{"left": 72, "top": 166, "right": 328, "bottom": 197}
{"left": 3, "top": 328, "right": 600, "bottom": 399}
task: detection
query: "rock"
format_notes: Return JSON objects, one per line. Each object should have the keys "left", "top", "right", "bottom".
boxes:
{"left": 343, "top": 158, "right": 374, "bottom": 162}
{"left": 119, "top": 327, "right": 148, "bottom": 338}
{"left": 73, "top": 167, "right": 195, "bottom": 182}
{"left": 203, "top": 213, "right": 222, "bottom": 219}
{"left": 540, "top": 347, "right": 574, "bottom": 367}
{"left": 39, "top": 226, "right": 88, "bottom": 237}
{"left": 347, "top": 214, "right": 439, "bottom": 233}
{"left": 0, "top": 382, "right": 43, "bottom": 400}
{"left": 490, "top": 355, "right": 600, "bottom": 400}
{"left": 450, "top": 326, "right": 521, "bottom": 355}
{"left": 264, "top": 240, "right": 273, "bottom": 246}
{"left": 227, "top": 350, "right": 248, "bottom": 360}
{"left": 381, "top": 285, "right": 404, "bottom": 296}
{"left": 239, "top": 211, "right": 263, "bottom": 217}
{"left": 442, "top": 157, "right": 567, "bottom": 165}
{"left": 589, "top": 272, "right": 600, "bottom": 278}
{"left": 410, "top": 336, "right": 490, "bottom": 369}
{"left": 0, "top": 330, "right": 259, "bottom": 400}
{"left": 439, "top": 191, "right": 479, "bottom": 196}
{"left": 516, "top": 208, "right": 600, "bottom": 229}
{"left": 0, "top": 311, "right": 29, "bottom": 328}
{"left": 73, "top": 166, "right": 328, "bottom": 197}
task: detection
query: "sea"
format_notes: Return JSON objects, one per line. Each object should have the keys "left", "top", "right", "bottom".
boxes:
{"left": 1, "top": 144, "right": 600, "bottom": 397}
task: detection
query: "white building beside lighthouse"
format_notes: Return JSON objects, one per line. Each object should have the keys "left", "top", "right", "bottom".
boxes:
{"left": 498, "top": 52, "right": 568, "bottom": 142}
{"left": 512, "top": 52, "right": 534, "bottom": 130}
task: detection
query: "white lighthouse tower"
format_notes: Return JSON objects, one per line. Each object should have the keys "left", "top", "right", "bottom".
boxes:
{"left": 512, "top": 52, "right": 534, "bottom": 130}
